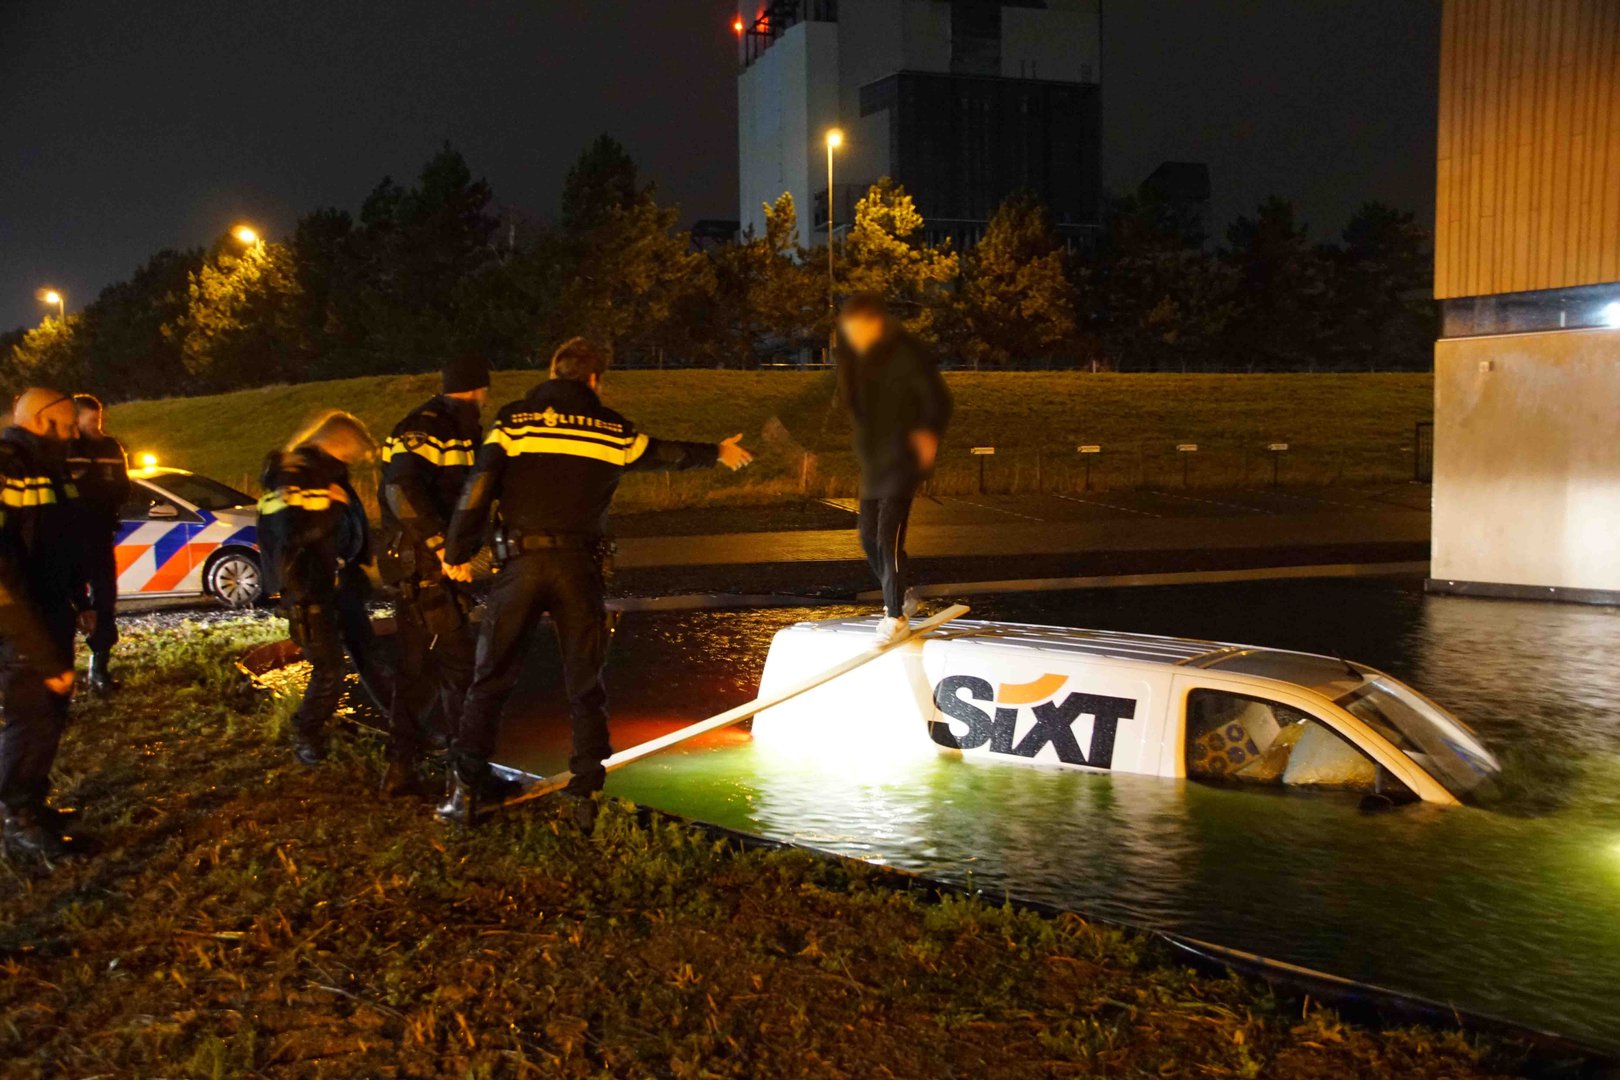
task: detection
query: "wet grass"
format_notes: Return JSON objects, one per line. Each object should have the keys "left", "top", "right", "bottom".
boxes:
{"left": 0, "top": 621, "right": 1531, "bottom": 1078}
{"left": 109, "top": 371, "right": 1432, "bottom": 513}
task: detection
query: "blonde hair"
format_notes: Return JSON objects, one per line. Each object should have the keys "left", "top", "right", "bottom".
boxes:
{"left": 288, "top": 409, "right": 377, "bottom": 456}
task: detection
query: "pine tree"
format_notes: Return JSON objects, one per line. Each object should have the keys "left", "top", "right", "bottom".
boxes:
{"left": 550, "top": 137, "right": 708, "bottom": 363}
{"left": 955, "top": 194, "right": 1077, "bottom": 368}
{"left": 840, "top": 178, "right": 958, "bottom": 342}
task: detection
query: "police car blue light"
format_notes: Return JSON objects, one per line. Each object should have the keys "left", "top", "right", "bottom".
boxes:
{"left": 117, "top": 465, "right": 262, "bottom": 605}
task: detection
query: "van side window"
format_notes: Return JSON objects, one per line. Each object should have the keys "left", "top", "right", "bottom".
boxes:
{"left": 1184, "top": 689, "right": 1390, "bottom": 795}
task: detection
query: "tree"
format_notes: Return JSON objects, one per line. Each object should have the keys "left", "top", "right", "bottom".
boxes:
{"left": 561, "top": 135, "right": 644, "bottom": 233}
{"left": 1222, "top": 196, "right": 1328, "bottom": 371}
{"left": 709, "top": 193, "right": 823, "bottom": 365}
{"left": 954, "top": 194, "right": 1077, "bottom": 368}
{"left": 840, "top": 178, "right": 958, "bottom": 342}
{"left": 549, "top": 137, "right": 708, "bottom": 362}
{"left": 1319, "top": 202, "right": 1435, "bottom": 371}
{"left": 6, "top": 314, "right": 87, "bottom": 391}
{"left": 345, "top": 144, "right": 502, "bottom": 373}
{"left": 1094, "top": 193, "right": 1236, "bottom": 371}
{"left": 164, "top": 237, "right": 307, "bottom": 391}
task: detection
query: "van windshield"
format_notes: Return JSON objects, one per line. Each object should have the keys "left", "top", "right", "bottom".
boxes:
{"left": 1336, "top": 678, "right": 1499, "bottom": 798}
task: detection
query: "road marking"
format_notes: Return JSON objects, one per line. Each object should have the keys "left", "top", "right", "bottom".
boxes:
{"left": 941, "top": 496, "right": 1047, "bottom": 522}
{"left": 855, "top": 561, "right": 1431, "bottom": 601}
{"left": 1259, "top": 490, "right": 1370, "bottom": 511}
{"left": 1141, "top": 490, "right": 1276, "bottom": 516}
{"left": 1050, "top": 493, "right": 1163, "bottom": 518}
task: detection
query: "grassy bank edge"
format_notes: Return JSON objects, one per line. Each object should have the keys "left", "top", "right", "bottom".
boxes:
{"left": 0, "top": 620, "right": 1552, "bottom": 1078}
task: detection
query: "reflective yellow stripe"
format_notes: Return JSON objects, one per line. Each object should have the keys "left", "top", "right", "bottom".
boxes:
{"left": 489, "top": 425, "right": 636, "bottom": 447}
{"left": 257, "top": 485, "right": 344, "bottom": 515}
{"left": 1, "top": 477, "right": 61, "bottom": 507}
{"left": 488, "top": 429, "right": 635, "bottom": 466}
{"left": 624, "top": 433, "right": 650, "bottom": 464}
{"left": 382, "top": 435, "right": 476, "bottom": 467}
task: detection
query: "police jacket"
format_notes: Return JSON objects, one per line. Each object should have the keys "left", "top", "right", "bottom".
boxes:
{"left": 835, "top": 329, "right": 953, "bottom": 498}
{"left": 378, "top": 395, "right": 480, "bottom": 582}
{"left": 0, "top": 427, "right": 88, "bottom": 674}
{"left": 445, "top": 378, "right": 717, "bottom": 564}
{"left": 67, "top": 432, "right": 130, "bottom": 525}
{"left": 256, "top": 445, "right": 369, "bottom": 605}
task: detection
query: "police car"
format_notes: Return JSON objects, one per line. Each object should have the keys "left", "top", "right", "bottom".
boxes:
{"left": 752, "top": 619, "right": 1500, "bottom": 807}
{"left": 118, "top": 461, "right": 262, "bottom": 605}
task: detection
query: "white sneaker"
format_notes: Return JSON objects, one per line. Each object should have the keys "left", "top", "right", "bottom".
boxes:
{"left": 875, "top": 615, "right": 910, "bottom": 646}
{"left": 901, "top": 588, "right": 921, "bottom": 618}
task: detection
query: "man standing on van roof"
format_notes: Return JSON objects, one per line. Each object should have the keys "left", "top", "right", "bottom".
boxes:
{"left": 437, "top": 337, "right": 753, "bottom": 828}
{"left": 835, "top": 293, "right": 952, "bottom": 645}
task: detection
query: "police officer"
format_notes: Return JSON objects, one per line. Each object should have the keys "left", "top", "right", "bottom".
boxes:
{"left": 375, "top": 354, "right": 488, "bottom": 796}
{"left": 256, "top": 411, "right": 379, "bottom": 766}
{"left": 437, "top": 337, "right": 753, "bottom": 826}
{"left": 0, "top": 388, "right": 93, "bottom": 860}
{"left": 66, "top": 394, "right": 130, "bottom": 693}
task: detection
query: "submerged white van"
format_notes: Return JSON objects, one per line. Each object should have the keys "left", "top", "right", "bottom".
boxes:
{"left": 752, "top": 618, "right": 1500, "bottom": 807}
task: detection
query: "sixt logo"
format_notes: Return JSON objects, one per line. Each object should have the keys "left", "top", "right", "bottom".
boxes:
{"left": 930, "top": 673, "right": 1136, "bottom": 769}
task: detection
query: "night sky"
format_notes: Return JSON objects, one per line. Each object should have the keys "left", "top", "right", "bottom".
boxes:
{"left": 0, "top": 1, "right": 1440, "bottom": 332}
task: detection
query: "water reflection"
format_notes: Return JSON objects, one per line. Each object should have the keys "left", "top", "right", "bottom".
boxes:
{"left": 495, "top": 581, "right": 1620, "bottom": 1050}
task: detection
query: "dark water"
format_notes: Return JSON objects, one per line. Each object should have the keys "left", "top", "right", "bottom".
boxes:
{"left": 496, "top": 580, "right": 1620, "bottom": 1050}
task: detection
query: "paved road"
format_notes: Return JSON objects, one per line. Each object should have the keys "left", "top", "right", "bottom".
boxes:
{"left": 617, "top": 485, "right": 1430, "bottom": 569}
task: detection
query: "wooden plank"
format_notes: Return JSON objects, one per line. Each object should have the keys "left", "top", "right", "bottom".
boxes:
{"left": 496, "top": 604, "right": 973, "bottom": 810}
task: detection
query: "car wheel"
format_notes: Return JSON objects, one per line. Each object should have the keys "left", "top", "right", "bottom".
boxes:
{"left": 206, "top": 550, "right": 263, "bottom": 607}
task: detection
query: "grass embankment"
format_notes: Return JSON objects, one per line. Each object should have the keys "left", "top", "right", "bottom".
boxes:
{"left": 109, "top": 371, "right": 1433, "bottom": 513}
{"left": 0, "top": 624, "right": 1519, "bottom": 1078}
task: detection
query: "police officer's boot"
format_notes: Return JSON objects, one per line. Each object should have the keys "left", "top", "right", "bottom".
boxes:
{"left": 562, "top": 791, "right": 599, "bottom": 834}
{"left": 2, "top": 805, "right": 66, "bottom": 862}
{"left": 87, "top": 652, "right": 119, "bottom": 694}
{"left": 290, "top": 727, "right": 327, "bottom": 767}
{"left": 435, "top": 774, "right": 479, "bottom": 826}
{"left": 380, "top": 759, "right": 420, "bottom": 798}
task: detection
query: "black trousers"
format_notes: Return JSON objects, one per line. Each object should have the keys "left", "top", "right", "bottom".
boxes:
{"left": 288, "top": 584, "right": 377, "bottom": 736}
{"left": 0, "top": 607, "right": 76, "bottom": 813}
{"left": 454, "top": 549, "right": 609, "bottom": 795}
{"left": 389, "top": 584, "right": 475, "bottom": 762}
{"left": 858, "top": 495, "right": 914, "bottom": 617}
{"left": 84, "top": 527, "right": 119, "bottom": 656}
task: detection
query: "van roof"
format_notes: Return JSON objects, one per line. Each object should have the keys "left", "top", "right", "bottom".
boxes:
{"left": 793, "top": 617, "right": 1367, "bottom": 695}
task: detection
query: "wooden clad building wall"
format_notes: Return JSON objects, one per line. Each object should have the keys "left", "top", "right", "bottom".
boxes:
{"left": 1435, "top": 0, "right": 1620, "bottom": 299}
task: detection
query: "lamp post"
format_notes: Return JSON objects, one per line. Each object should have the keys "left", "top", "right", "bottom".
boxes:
{"left": 231, "top": 224, "right": 260, "bottom": 246}
{"left": 825, "top": 127, "right": 844, "bottom": 352}
{"left": 38, "top": 289, "right": 65, "bottom": 323}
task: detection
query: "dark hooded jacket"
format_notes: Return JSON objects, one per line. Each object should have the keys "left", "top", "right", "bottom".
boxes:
{"left": 0, "top": 427, "right": 89, "bottom": 673}
{"left": 256, "top": 445, "right": 369, "bottom": 604}
{"left": 836, "top": 327, "right": 953, "bottom": 498}
{"left": 378, "top": 394, "right": 481, "bottom": 583}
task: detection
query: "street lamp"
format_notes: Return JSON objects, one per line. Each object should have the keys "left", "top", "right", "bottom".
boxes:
{"left": 231, "top": 224, "right": 260, "bottom": 246}
{"left": 37, "top": 288, "right": 65, "bottom": 322}
{"left": 825, "top": 128, "right": 844, "bottom": 351}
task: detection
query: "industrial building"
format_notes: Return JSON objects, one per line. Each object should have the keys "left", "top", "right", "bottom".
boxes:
{"left": 735, "top": 0, "right": 1102, "bottom": 246}
{"left": 1429, "top": 0, "right": 1620, "bottom": 602}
